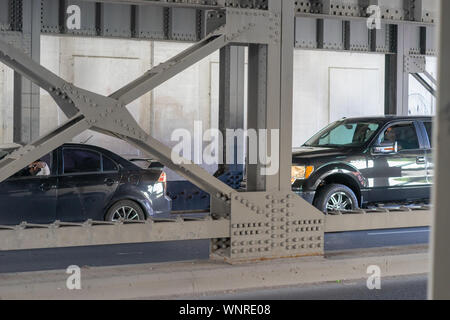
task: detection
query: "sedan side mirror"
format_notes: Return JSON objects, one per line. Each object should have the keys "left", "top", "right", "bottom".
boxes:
{"left": 372, "top": 141, "right": 398, "bottom": 155}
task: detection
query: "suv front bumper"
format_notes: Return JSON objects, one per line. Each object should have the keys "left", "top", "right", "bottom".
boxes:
{"left": 293, "top": 190, "right": 316, "bottom": 205}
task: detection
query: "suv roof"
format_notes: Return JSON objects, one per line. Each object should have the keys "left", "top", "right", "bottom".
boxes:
{"left": 342, "top": 115, "right": 433, "bottom": 121}
{"left": 339, "top": 115, "right": 433, "bottom": 123}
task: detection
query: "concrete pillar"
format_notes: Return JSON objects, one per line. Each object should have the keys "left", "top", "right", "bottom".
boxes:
{"left": 429, "top": 0, "right": 450, "bottom": 300}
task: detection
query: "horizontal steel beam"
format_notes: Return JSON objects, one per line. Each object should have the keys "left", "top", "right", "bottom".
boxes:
{"left": 0, "top": 218, "right": 230, "bottom": 251}
{"left": 80, "top": 0, "right": 225, "bottom": 10}
{"left": 325, "top": 209, "right": 431, "bottom": 233}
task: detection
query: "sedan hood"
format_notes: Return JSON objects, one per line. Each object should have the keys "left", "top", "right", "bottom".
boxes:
{"left": 292, "top": 146, "right": 356, "bottom": 164}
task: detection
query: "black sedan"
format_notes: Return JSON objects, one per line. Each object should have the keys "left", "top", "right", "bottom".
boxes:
{"left": 0, "top": 143, "right": 171, "bottom": 225}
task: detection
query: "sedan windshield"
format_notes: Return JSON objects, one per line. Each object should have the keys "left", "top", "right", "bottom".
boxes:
{"left": 304, "top": 120, "right": 380, "bottom": 148}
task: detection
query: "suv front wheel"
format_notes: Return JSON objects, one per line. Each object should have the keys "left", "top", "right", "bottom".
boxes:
{"left": 314, "top": 184, "right": 359, "bottom": 214}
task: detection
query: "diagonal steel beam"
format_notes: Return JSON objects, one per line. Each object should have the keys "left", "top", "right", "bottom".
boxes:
{"left": 423, "top": 70, "right": 437, "bottom": 86}
{"left": 412, "top": 73, "right": 436, "bottom": 97}
{"left": 0, "top": 115, "right": 90, "bottom": 182}
{"left": 0, "top": 36, "right": 235, "bottom": 200}
{"left": 110, "top": 33, "right": 229, "bottom": 106}
{"left": 0, "top": 39, "right": 79, "bottom": 119}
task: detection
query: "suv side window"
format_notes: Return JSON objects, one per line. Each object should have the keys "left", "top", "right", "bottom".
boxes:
{"left": 63, "top": 148, "right": 101, "bottom": 174}
{"left": 424, "top": 122, "right": 433, "bottom": 148}
{"left": 378, "top": 123, "right": 420, "bottom": 151}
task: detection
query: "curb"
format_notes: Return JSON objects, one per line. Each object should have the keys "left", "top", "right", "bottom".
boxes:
{"left": 0, "top": 247, "right": 429, "bottom": 299}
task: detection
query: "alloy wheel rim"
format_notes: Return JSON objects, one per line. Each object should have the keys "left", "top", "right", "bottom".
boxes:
{"left": 326, "top": 192, "right": 354, "bottom": 211}
{"left": 111, "top": 206, "right": 140, "bottom": 221}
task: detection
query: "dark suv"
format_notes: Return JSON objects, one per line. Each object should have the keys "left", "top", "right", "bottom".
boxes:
{"left": 292, "top": 116, "right": 433, "bottom": 212}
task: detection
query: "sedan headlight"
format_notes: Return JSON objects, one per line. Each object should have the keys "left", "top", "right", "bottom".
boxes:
{"left": 291, "top": 166, "right": 314, "bottom": 183}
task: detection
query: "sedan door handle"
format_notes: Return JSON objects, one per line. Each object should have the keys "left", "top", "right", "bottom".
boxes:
{"left": 416, "top": 157, "right": 426, "bottom": 164}
{"left": 39, "top": 183, "right": 55, "bottom": 191}
{"left": 104, "top": 178, "right": 116, "bottom": 186}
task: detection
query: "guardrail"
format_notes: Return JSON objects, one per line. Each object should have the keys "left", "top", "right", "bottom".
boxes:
{"left": 0, "top": 206, "right": 432, "bottom": 251}
{"left": 325, "top": 206, "right": 431, "bottom": 233}
{"left": 0, "top": 217, "right": 230, "bottom": 251}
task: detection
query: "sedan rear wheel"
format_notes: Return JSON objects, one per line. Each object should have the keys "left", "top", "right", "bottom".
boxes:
{"left": 106, "top": 200, "right": 145, "bottom": 221}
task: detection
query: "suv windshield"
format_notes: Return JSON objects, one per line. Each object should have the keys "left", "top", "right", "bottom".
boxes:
{"left": 304, "top": 120, "right": 380, "bottom": 148}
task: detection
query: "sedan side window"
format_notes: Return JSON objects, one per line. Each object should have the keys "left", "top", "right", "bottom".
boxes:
{"left": 63, "top": 149, "right": 101, "bottom": 174}
{"left": 103, "top": 156, "right": 119, "bottom": 172}
{"left": 11, "top": 153, "right": 53, "bottom": 178}
{"left": 378, "top": 123, "right": 420, "bottom": 151}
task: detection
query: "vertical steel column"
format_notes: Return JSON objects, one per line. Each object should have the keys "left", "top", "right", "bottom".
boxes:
{"left": 385, "top": 24, "right": 409, "bottom": 116}
{"left": 246, "top": 43, "right": 267, "bottom": 192}
{"left": 278, "top": 0, "right": 295, "bottom": 192}
{"left": 13, "top": 0, "right": 41, "bottom": 144}
{"left": 429, "top": 0, "right": 450, "bottom": 300}
{"left": 219, "top": 45, "right": 245, "bottom": 172}
{"left": 246, "top": 0, "right": 294, "bottom": 192}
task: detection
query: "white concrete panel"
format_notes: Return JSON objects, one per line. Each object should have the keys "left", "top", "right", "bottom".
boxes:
{"left": 152, "top": 42, "right": 220, "bottom": 179}
{"left": 40, "top": 35, "right": 153, "bottom": 157}
{"left": 0, "top": 63, "right": 13, "bottom": 144}
{"left": 72, "top": 55, "right": 148, "bottom": 156}
{"left": 293, "top": 50, "right": 385, "bottom": 147}
{"left": 329, "top": 67, "right": 383, "bottom": 122}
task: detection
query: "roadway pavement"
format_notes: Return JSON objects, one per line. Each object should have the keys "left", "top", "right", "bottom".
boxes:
{"left": 192, "top": 274, "right": 428, "bottom": 300}
{"left": 0, "top": 227, "right": 430, "bottom": 274}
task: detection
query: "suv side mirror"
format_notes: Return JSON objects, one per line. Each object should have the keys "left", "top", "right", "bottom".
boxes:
{"left": 372, "top": 141, "right": 398, "bottom": 155}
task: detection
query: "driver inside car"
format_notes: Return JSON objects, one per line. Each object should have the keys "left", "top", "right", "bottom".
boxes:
{"left": 29, "top": 160, "right": 50, "bottom": 176}
{"left": 16, "top": 160, "right": 50, "bottom": 177}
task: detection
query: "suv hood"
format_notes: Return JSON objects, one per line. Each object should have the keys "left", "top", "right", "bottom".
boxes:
{"left": 292, "top": 146, "right": 356, "bottom": 164}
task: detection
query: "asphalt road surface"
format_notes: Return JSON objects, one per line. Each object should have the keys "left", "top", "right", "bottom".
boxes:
{"left": 192, "top": 274, "right": 428, "bottom": 300}
{"left": 0, "top": 227, "right": 430, "bottom": 274}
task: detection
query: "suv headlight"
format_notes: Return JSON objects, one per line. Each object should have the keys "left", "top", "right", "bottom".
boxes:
{"left": 291, "top": 166, "right": 314, "bottom": 183}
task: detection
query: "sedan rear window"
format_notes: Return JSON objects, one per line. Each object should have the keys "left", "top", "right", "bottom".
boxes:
{"left": 63, "top": 149, "right": 101, "bottom": 174}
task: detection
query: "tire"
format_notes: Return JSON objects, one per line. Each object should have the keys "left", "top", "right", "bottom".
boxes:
{"left": 105, "top": 200, "right": 146, "bottom": 221}
{"left": 313, "top": 184, "right": 359, "bottom": 214}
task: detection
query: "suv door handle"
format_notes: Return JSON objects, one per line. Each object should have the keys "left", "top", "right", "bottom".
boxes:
{"left": 416, "top": 156, "right": 426, "bottom": 164}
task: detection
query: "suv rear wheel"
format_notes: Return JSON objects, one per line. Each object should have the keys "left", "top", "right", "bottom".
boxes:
{"left": 314, "top": 184, "right": 359, "bottom": 214}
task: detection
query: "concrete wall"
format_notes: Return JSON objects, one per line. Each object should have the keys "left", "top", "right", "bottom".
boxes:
{"left": 0, "top": 63, "right": 13, "bottom": 144}
{"left": 292, "top": 50, "right": 385, "bottom": 148}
